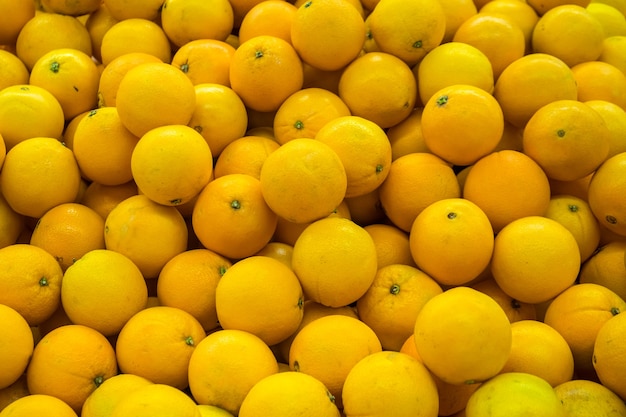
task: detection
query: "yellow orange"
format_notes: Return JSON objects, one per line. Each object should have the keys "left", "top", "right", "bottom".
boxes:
{"left": 238, "top": 0, "right": 298, "bottom": 44}
{"left": 572, "top": 61, "right": 626, "bottom": 110}
{"left": 555, "top": 379, "right": 626, "bottom": 417}
{"left": 0, "top": 50, "right": 29, "bottom": 91}
{"left": 0, "top": 394, "right": 78, "bottom": 417}
{"left": 171, "top": 40, "right": 236, "bottom": 87}
{"left": 592, "top": 311, "right": 626, "bottom": 400}
{"left": 579, "top": 241, "right": 626, "bottom": 301}
{"left": 363, "top": 223, "right": 416, "bottom": 268}
{"left": 109, "top": 384, "right": 202, "bottom": 417}
{"left": 471, "top": 278, "right": 538, "bottom": 322}
{"left": 160, "top": 0, "right": 234, "bottom": 47}
{"left": 81, "top": 374, "right": 153, "bottom": 417}
{"left": 0, "top": 304, "right": 34, "bottom": 390}
{"left": 0, "top": 0, "right": 35, "bottom": 46}
{"left": 213, "top": 135, "right": 280, "bottom": 179}
{"left": 588, "top": 152, "right": 626, "bottom": 236}
{"left": 100, "top": 18, "right": 172, "bottom": 66}
{"left": 586, "top": 100, "right": 626, "bottom": 158}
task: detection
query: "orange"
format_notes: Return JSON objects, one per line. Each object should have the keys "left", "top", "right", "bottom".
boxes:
{"left": 160, "top": 0, "right": 234, "bottom": 47}
{"left": 238, "top": 0, "right": 298, "bottom": 44}
{"left": 79, "top": 180, "right": 138, "bottom": 220}
{"left": 84, "top": 3, "right": 119, "bottom": 64}
{"left": 416, "top": 42, "right": 495, "bottom": 107}
{"left": 555, "top": 379, "right": 626, "bottom": 417}
{"left": 471, "top": 278, "right": 538, "bottom": 322}
{"left": 592, "top": 0, "right": 626, "bottom": 15}
{"left": 500, "top": 319, "right": 575, "bottom": 387}
{"left": 115, "top": 306, "right": 206, "bottom": 389}
{"left": 462, "top": 150, "right": 552, "bottom": 233}
{"left": 344, "top": 188, "right": 386, "bottom": 226}
{"left": 378, "top": 152, "right": 461, "bottom": 232}
{"left": 338, "top": 51, "right": 417, "bottom": 128}
{"left": 26, "top": 324, "right": 118, "bottom": 412}
{"left": 421, "top": 84, "right": 504, "bottom": 166}
{"left": 131, "top": 124, "right": 213, "bottom": 206}
{"left": 292, "top": 217, "right": 378, "bottom": 307}
{"left": 543, "top": 283, "right": 626, "bottom": 375}
{"left": 385, "top": 108, "right": 431, "bottom": 160}
{"left": 367, "top": 0, "right": 446, "bottom": 66}
{"left": 342, "top": 351, "right": 439, "bottom": 417}
{"left": 229, "top": 35, "right": 303, "bottom": 113}
{"left": 157, "top": 248, "right": 232, "bottom": 331}
{"left": 61, "top": 249, "right": 148, "bottom": 336}
{"left": 0, "top": 137, "right": 81, "bottom": 219}
{"left": 587, "top": 2, "right": 626, "bottom": 36}
{"left": 72, "top": 107, "right": 139, "bottom": 186}
{"left": 102, "top": 0, "right": 165, "bottom": 21}
{"left": 452, "top": 14, "right": 526, "bottom": 79}
{"left": 197, "top": 405, "right": 235, "bottom": 417}
{"left": 97, "top": 52, "right": 163, "bottom": 108}
{"left": 315, "top": 115, "right": 392, "bottom": 198}
{"left": 479, "top": 0, "right": 540, "bottom": 53}
{"left": 259, "top": 137, "right": 347, "bottom": 223}
{"left": 104, "top": 194, "right": 188, "bottom": 279}
{"left": 572, "top": 61, "right": 626, "bottom": 110}
{"left": 493, "top": 53, "right": 579, "bottom": 128}
{"left": 0, "top": 304, "right": 34, "bottom": 390}
{"left": 293, "top": 0, "right": 365, "bottom": 16}
{"left": 599, "top": 35, "right": 626, "bottom": 74}
{"left": 527, "top": 0, "right": 592, "bottom": 15}
{"left": 0, "top": 0, "right": 35, "bottom": 46}
{"left": 409, "top": 198, "right": 495, "bottom": 287}
{"left": 301, "top": 61, "right": 344, "bottom": 94}
{"left": 171, "top": 40, "right": 236, "bottom": 87}
{"left": 188, "top": 329, "right": 279, "bottom": 415}
{"left": 192, "top": 174, "right": 278, "bottom": 259}
{"left": 0, "top": 50, "right": 29, "bottom": 91}
{"left": 15, "top": 12, "right": 92, "bottom": 70}
{"left": 544, "top": 195, "right": 602, "bottom": 262}
{"left": 239, "top": 371, "right": 341, "bottom": 417}
{"left": 213, "top": 135, "right": 280, "bottom": 179}
{"left": 290, "top": 0, "right": 365, "bottom": 71}
{"left": 0, "top": 192, "right": 24, "bottom": 249}
{"left": 81, "top": 374, "right": 153, "bottom": 417}
{"left": 363, "top": 223, "right": 416, "bottom": 268}
{"left": 110, "top": 384, "right": 202, "bottom": 417}
{"left": 593, "top": 311, "right": 626, "bottom": 400}
{"left": 586, "top": 100, "right": 626, "bottom": 158}
{"left": 254, "top": 241, "right": 294, "bottom": 268}
{"left": 414, "top": 286, "right": 512, "bottom": 385}
{"left": 40, "top": 0, "right": 100, "bottom": 15}
{"left": 272, "top": 87, "right": 351, "bottom": 145}
{"left": 0, "top": 394, "right": 78, "bottom": 417}
{"left": 0, "top": 84, "right": 65, "bottom": 150}
{"left": 549, "top": 173, "right": 593, "bottom": 202}
{"left": 523, "top": 100, "right": 610, "bottom": 181}
{"left": 438, "top": 0, "right": 479, "bottom": 43}
{"left": 29, "top": 203, "right": 106, "bottom": 271}
{"left": 215, "top": 255, "right": 303, "bottom": 346}
{"left": 491, "top": 216, "right": 580, "bottom": 304}
{"left": 288, "top": 315, "right": 382, "bottom": 403}
{"left": 587, "top": 152, "right": 626, "bottom": 236}
{"left": 99, "top": 18, "right": 172, "bottom": 66}
{"left": 115, "top": 62, "right": 197, "bottom": 138}
{"left": 187, "top": 83, "right": 248, "bottom": 156}
{"left": 532, "top": 5, "right": 605, "bottom": 67}
{"left": 356, "top": 263, "right": 444, "bottom": 351}
{"left": 579, "top": 241, "right": 626, "bottom": 300}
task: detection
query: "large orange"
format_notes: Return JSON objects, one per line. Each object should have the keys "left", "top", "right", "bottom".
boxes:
{"left": 479, "top": 0, "right": 540, "bottom": 53}
{"left": 592, "top": 311, "right": 626, "bottom": 400}
{"left": 160, "top": 0, "right": 234, "bottom": 47}
{"left": 109, "top": 384, "right": 202, "bottom": 417}
{"left": 572, "top": 61, "right": 626, "bottom": 110}
{"left": 0, "top": 394, "right": 79, "bottom": 417}
{"left": 555, "top": 379, "right": 626, "bottom": 416}
{"left": 0, "top": 304, "right": 34, "bottom": 391}
{"left": 171, "top": 40, "right": 235, "bottom": 87}
{"left": 587, "top": 152, "right": 626, "bottom": 236}
{"left": 81, "top": 373, "right": 153, "bottom": 417}
{"left": 238, "top": 0, "right": 298, "bottom": 44}
{"left": 99, "top": 18, "right": 172, "bottom": 66}
{"left": 0, "top": 49, "right": 29, "bottom": 92}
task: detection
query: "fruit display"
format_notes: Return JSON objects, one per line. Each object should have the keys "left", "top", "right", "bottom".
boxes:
{"left": 1, "top": 0, "right": 626, "bottom": 416}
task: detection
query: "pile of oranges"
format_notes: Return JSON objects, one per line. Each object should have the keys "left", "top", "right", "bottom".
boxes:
{"left": 1, "top": 0, "right": 626, "bottom": 415}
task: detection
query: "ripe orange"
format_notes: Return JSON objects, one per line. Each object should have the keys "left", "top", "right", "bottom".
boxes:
{"left": 462, "top": 150, "right": 552, "bottom": 233}
{"left": 409, "top": 198, "right": 495, "bottom": 287}
{"left": 479, "top": 0, "right": 540, "bottom": 53}
{"left": 40, "top": 0, "right": 101, "bottom": 15}
{"left": 26, "top": 324, "right": 118, "bottom": 412}
{"left": 585, "top": 100, "right": 626, "bottom": 158}
{"left": 115, "top": 62, "right": 197, "bottom": 138}
{"left": 160, "top": 0, "right": 234, "bottom": 47}
{"left": 79, "top": 180, "right": 138, "bottom": 220}
{"left": 84, "top": 3, "right": 119, "bottom": 64}
{"left": 102, "top": 0, "right": 165, "bottom": 20}
{"left": 0, "top": 192, "right": 23, "bottom": 249}
{"left": 471, "top": 278, "right": 538, "bottom": 322}
{"left": 385, "top": 108, "right": 431, "bottom": 160}
{"left": 171, "top": 40, "right": 236, "bottom": 87}
{"left": 588, "top": 152, "right": 626, "bottom": 236}
{"left": 292, "top": 217, "right": 378, "bottom": 307}
{"left": 592, "top": 311, "right": 626, "bottom": 400}
{"left": 0, "top": 49, "right": 29, "bottom": 92}
{"left": 229, "top": 35, "right": 303, "bottom": 113}
{"left": 414, "top": 286, "right": 512, "bottom": 385}
{"left": 0, "top": 394, "right": 79, "bottom": 417}
{"left": 555, "top": 379, "right": 626, "bottom": 416}
{"left": 572, "top": 61, "right": 626, "bottom": 110}
{"left": 213, "top": 135, "right": 280, "bottom": 179}
{"left": 599, "top": 35, "right": 626, "bottom": 74}
{"left": 579, "top": 241, "right": 626, "bottom": 300}
{"left": 587, "top": 2, "right": 626, "bottom": 36}
{"left": 0, "top": 0, "right": 35, "bottom": 46}
{"left": 363, "top": 223, "right": 416, "bottom": 268}
{"left": 99, "top": 18, "right": 172, "bottom": 66}
{"left": 238, "top": 0, "right": 298, "bottom": 44}
{"left": 109, "top": 384, "right": 202, "bottom": 417}
{"left": 115, "top": 306, "right": 206, "bottom": 389}
{"left": 81, "top": 373, "right": 153, "bottom": 417}
{"left": 0, "top": 304, "right": 34, "bottom": 391}
{"left": 439, "top": 0, "right": 479, "bottom": 42}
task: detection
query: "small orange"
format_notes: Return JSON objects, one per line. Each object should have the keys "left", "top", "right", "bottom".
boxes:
{"left": 421, "top": 84, "right": 504, "bottom": 166}
{"left": 356, "top": 263, "right": 444, "bottom": 351}
{"left": 471, "top": 278, "right": 538, "bottom": 322}
{"left": 84, "top": 3, "right": 119, "bottom": 64}
{"left": 363, "top": 223, "right": 416, "bottom": 268}
{"left": 259, "top": 138, "right": 347, "bottom": 224}
{"left": 110, "top": 384, "right": 202, "bottom": 417}
{"left": 599, "top": 35, "right": 626, "bottom": 74}
{"left": 213, "top": 135, "right": 280, "bottom": 179}
{"left": 555, "top": 379, "right": 626, "bottom": 417}
{"left": 592, "top": 311, "right": 626, "bottom": 400}
{"left": 338, "top": 51, "right": 417, "bottom": 128}
{"left": 414, "top": 286, "right": 512, "bottom": 385}
{"left": 79, "top": 180, "right": 138, "bottom": 220}
{"left": 0, "top": 49, "right": 29, "bottom": 91}
{"left": 344, "top": 188, "right": 386, "bottom": 226}
{"left": 104, "top": 194, "right": 189, "bottom": 279}
{"left": 0, "top": 192, "right": 24, "bottom": 249}
{"left": 0, "top": 0, "right": 35, "bottom": 46}
{"left": 378, "top": 152, "right": 461, "bottom": 232}
{"left": 439, "top": 0, "right": 479, "bottom": 43}
{"left": 585, "top": 100, "right": 626, "bottom": 158}
{"left": 478, "top": 0, "right": 540, "bottom": 53}
{"left": 572, "top": 61, "right": 626, "bottom": 110}
{"left": 0, "top": 304, "right": 34, "bottom": 390}
{"left": 99, "top": 18, "right": 172, "bottom": 66}
{"left": 0, "top": 394, "right": 78, "bottom": 417}
{"left": 29, "top": 203, "right": 106, "bottom": 271}
{"left": 229, "top": 35, "right": 304, "bottom": 113}
{"left": 115, "top": 62, "right": 197, "bottom": 138}
{"left": 0, "top": 137, "right": 82, "bottom": 219}
{"left": 409, "top": 198, "right": 495, "bottom": 287}
{"left": 102, "top": 0, "right": 165, "bottom": 20}
{"left": 197, "top": 405, "right": 235, "bottom": 417}
{"left": 171, "top": 40, "right": 236, "bottom": 87}
{"left": 192, "top": 174, "right": 278, "bottom": 260}
{"left": 40, "top": 0, "right": 101, "bottom": 15}
{"left": 238, "top": 0, "right": 298, "bottom": 44}
{"left": 290, "top": 0, "right": 365, "bottom": 71}
{"left": 188, "top": 329, "right": 279, "bottom": 415}
{"left": 462, "top": 150, "right": 552, "bottom": 233}
{"left": 253, "top": 241, "right": 294, "bottom": 268}
{"left": 385, "top": 108, "right": 431, "bottom": 160}
{"left": 587, "top": 2, "right": 626, "bottom": 37}
{"left": 61, "top": 249, "right": 148, "bottom": 337}
{"left": 587, "top": 152, "right": 626, "bottom": 236}
{"left": 160, "top": 0, "right": 234, "bottom": 47}
{"left": 116, "top": 306, "right": 206, "bottom": 389}
{"left": 292, "top": 217, "right": 378, "bottom": 307}
{"left": 491, "top": 216, "right": 581, "bottom": 304}
{"left": 187, "top": 83, "right": 249, "bottom": 156}
{"left": 81, "top": 373, "right": 153, "bottom": 417}
{"left": 26, "top": 324, "right": 118, "bottom": 412}
{"left": 527, "top": 0, "right": 592, "bottom": 15}
{"left": 543, "top": 282, "right": 626, "bottom": 375}
{"left": 579, "top": 241, "right": 626, "bottom": 300}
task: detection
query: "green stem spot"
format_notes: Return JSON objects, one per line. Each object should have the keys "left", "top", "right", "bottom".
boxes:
{"left": 511, "top": 299, "right": 521, "bottom": 309}
{"left": 185, "top": 336, "right": 195, "bottom": 346}
{"left": 390, "top": 283, "right": 400, "bottom": 295}
{"left": 304, "top": 0, "right": 312, "bottom": 7}
{"left": 39, "top": 277, "right": 48, "bottom": 287}
{"left": 180, "top": 61, "right": 190, "bottom": 73}
{"left": 413, "top": 40, "right": 423, "bottom": 49}
{"left": 606, "top": 215, "right": 618, "bottom": 225}
{"left": 255, "top": 50, "right": 264, "bottom": 59}
{"left": 557, "top": 129, "right": 566, "bottom": 138}
{"left": 611, "top": 307, "right": 621, "bottom": 316}
{"left": 231, "top": 200, "right": 241, "bottom": 210}
{"left": 568, "top": 204, "right": 579, "bottom": 213}
{"left": 327, "top": 390, "right": 336, "bottom": 404}
{"left": 293, "top": 360, "right": 300, "bottom": 372}
{"left": 193, "top": 125, "right": 203, "bottom": 134}
{"left": 88, "top": 109, "right": 98, "bottom": 117}
{"left": 447, "top": 212, "right": 457, "bottom": 220}
{"left": 218, "top": 265, "right": 228, "bottom": 276}
{"left": 294, "top": 120, "right": 304, "bottom": 130}
{"left": 93, "top": 375, "right": 104, "bottom": 388}
{"left": 170, "top": 198, "right": 182, "bottom": 205}
{"left": 436, "top": 95, "right": 449, "bottom": 107}
{"left": 376, "top": 164, "right": 383, "bottom": 173}
{"left": 50, "top": 61, "right": 60, "bottom": 73}
{"left": 298, "top": 297, "right": 304, "bottom": 309}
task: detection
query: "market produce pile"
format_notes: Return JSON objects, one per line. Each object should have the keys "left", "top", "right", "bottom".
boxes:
{"left": 1, "top": 0, "right": 626, "bottom": 416}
